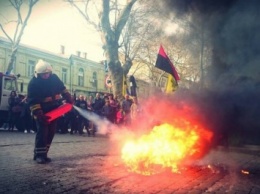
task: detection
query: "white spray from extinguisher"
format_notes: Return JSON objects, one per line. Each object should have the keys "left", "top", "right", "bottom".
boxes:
{"left": 73, "top": 105, "right": 117, "bottom": 135}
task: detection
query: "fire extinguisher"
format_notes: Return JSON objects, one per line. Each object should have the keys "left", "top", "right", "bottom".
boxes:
{"left": 45, "top": 103, "right": 73, "bottom": 122}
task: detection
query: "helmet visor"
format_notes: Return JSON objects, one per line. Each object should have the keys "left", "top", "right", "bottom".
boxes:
{"left": 39, "top": 72, "right": 51, "bottom": 79}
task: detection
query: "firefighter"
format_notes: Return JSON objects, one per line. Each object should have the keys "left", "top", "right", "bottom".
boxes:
{"left": 27, "top": 59, "right": 73, "bottom": 164}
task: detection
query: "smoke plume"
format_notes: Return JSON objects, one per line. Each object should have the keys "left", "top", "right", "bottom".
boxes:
{"left": 161, "top": 0, "right": 260, "bottom": 144}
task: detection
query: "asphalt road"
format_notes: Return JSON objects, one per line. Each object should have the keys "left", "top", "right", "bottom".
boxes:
{"left": 1, "top": 129, "right": 260, "bottom": 194}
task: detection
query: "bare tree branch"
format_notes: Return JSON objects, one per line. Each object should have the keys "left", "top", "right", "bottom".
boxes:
{"left": 0, "top": 0, "right": 39, "bottom": 73}
{"left": 67, "top": 0, "right": 100, "bottom": 30}
{"left": 101, "top": 0, "right": 114, "bottom": 42}
{"left": 115, "top": 0, "right": 137, "bottom": 41}
{"left": 0, "top": 24, "right": 13, "bottom": 43}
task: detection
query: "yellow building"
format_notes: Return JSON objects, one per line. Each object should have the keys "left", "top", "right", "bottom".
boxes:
{"left": 0, "top": 37, "right": 151, "bottom": 98}
{"left": 0, "top": 37, "right": 108, "bottom": 97}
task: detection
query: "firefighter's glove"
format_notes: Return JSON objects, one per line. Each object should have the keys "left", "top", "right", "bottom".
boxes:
{"left": 63, "top": 92, "right": 74, "bottom": 104}
{"left": 34, "top": 109, "right": 50, "bottom": 125}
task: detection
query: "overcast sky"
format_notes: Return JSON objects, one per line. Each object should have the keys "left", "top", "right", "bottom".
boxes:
{"left": 0, "top": 0, "right": 104, "bottom": 62}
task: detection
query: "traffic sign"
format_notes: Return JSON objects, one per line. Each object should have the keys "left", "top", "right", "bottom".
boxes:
{"left": 105, "top": 75, "right": 112, "bottom": 88}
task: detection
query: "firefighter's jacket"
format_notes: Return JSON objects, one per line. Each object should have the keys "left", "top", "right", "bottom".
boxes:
{"left": 27, "top": 73, "right": 69, "bottom": 115}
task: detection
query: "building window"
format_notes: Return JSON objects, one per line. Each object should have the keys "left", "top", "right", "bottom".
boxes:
{"left": 93, "top": 72, "right": 97, "bottom": 80}
{"left": 62, "top": 68, "right": 67, "bottom": 84}
{"left": 92, "top": 72, "right": 97, "bottom": 87}
{"left": 78, "top": 68, "right": 84, "bottom": 86}
{"left": 28, "top": 60, "right": 36, "bottom": 77}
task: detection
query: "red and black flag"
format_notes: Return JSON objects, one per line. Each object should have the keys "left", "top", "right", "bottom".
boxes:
{"left": 155, "top": 45, "right": 180, "bottom": 82}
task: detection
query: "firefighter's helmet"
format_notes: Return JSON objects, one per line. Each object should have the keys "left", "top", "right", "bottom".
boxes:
{"left": 34, "top": 59, "right": 52, "bottom": 77}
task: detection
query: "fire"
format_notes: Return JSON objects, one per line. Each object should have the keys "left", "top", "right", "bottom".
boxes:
{"left": 121, "top": 121, "right": 212, "bottom": 175}
{"left": 241, "top": 170, "right": 250, "bottom": 175}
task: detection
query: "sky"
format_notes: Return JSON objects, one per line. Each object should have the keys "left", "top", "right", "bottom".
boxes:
{"left": 0, "top": 0, "right": 104, "bottom": 62}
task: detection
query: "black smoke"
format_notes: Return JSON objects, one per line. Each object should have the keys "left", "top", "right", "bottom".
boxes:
{"left": 163, "top": 0, "right": 260, "bottom": 145}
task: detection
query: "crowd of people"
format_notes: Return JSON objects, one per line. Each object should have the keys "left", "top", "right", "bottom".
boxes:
{"left": 57, "top": 92, "right": 141, "bottom": 135}
{"left": 1, "top": 91, "right": 140, "bottom": 135}
{"left": 2, "top": 91, "right": 35, "bottom": 133}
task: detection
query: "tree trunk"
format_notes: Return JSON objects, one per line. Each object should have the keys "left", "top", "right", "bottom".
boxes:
{"left": 105, "top": 40, "right": 123, "bottom": 97}
{"left": 100, "top": 0, "right": 137, "bottom": 98}
{"left": 6, "top": 46, "right": 18, "bottom": 74}
{"left": 110, "top": 60, "right": 124, "bottom": 97}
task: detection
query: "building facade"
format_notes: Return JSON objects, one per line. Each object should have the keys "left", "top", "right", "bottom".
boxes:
{"left": 0, "top": 37, "right": 150, "bottom": 98}
{"left": 0, "top": 37, "right": 113, "bottom": 97}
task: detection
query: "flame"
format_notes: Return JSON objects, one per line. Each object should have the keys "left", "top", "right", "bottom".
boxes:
{"left": 241, "top": 170, "right": 250, "bottom": 175}
{"left": 121, "top": 120, "right": 212, "bottom": 175}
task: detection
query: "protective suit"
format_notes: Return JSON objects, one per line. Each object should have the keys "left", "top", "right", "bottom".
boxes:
{"left": 27, "top": 59, "right": 73, "bottom": 164}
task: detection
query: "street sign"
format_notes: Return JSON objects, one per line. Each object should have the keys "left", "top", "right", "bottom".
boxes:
{"left": 105, "top": 75, "right": 112, "bottom": 88}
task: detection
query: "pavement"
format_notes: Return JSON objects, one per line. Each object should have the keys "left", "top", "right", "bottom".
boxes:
{"left": 1, "top": 128, "right": 260, "bottom": 194}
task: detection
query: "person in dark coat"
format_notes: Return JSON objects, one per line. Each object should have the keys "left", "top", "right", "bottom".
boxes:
{"left": 75, "top": 95, "right": 91, "bottom": 136}
{"left": 27, "top": 59, "right": 73, "bottom": 164}
{"left": 91, "top": 93, "right": 105, "bottom": 134}
{"left": 129, "top": 75, "right": 137, "bottom": 97}
{"left": 8, "top": 91, "right": 22, "bottom": 131}
{"left": 20, "top": 95, "right": 34, "bottom": 133}
{"left": 101, "top": 99, "right": 114, "bottom": 123}
{"left": 92, "top": 93, "right": 105, "bottom": 116}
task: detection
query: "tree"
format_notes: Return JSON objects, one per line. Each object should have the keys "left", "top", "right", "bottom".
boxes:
{"left": 183, "top": 12, "right": 212, "bottom": 89}
{"left": 67, "top": 0, "right": 210, "bottom": 95}
{"left": 0, "top": 0, "right": 39, "bottom": 74}
{"left": 121, "top": 1, "right": 172, "bottom": 91}
{"left": 67, "top": 0, "right": 138, "bottom": 98}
